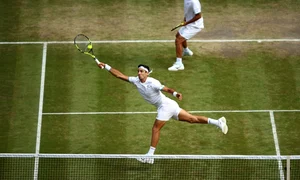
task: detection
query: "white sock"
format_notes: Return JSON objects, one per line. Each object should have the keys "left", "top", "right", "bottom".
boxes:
{"left": 208, "top": 118, "right": 219, "bottom": 127}
{"left": 147, "top": 146, "right": 156, "bottom": 155}
{"left": 176, "top": 58, "right": 182, "bottom": 64}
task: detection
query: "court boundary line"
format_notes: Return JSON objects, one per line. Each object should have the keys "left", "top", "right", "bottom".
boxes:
{"left": 269, "top": 111, "right": 284, "bottom": 180}
{"left": 33, "top": 43, "right": 47, "bottom": 180}
{"left": 0, "top": 38, "right": 300, "bottom": 45}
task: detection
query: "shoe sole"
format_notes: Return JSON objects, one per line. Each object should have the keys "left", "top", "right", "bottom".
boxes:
{"left": 136, "top": 158, "right": 154, "bottom": 164}
{"left": 168, "top": 68, "right": 184, "bottom": 71}
{"left": 219, "top": 117, "right": 228, "bottom": 134}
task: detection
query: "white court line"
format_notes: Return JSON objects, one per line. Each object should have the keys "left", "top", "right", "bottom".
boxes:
{"left": 0, "top": 38, "right": 300, "bottom": 44}
{"left": 269, "top": 111, "right": 284, "bottom": 180}
{"left": 33, "top": 43, "right": 47, "bottom": 180}
{"left": 42, "top": 109, "right": 300, "bottom": 115}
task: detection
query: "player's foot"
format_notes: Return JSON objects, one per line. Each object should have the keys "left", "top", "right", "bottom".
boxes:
{"left": 136, "top": 155, "right": 154, "bottom": 164}
{"left": 183, "top": 49, "right": 193, "bottom": 56}
{"left": 168, "top": 63, "right": 185, "bottom": 71}
{"left": 218, "top": 117, "right": 228, "bottom": 134}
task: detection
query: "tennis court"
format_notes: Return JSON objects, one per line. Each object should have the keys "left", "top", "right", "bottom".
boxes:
{"left": 1, "top": 0, "right": 300, "bottom": 179}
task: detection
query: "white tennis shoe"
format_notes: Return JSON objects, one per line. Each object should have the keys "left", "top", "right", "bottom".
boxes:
{"left": 168, "top": 63, "right": 185, "bottom": 71}
{"left": 183, "top": 49, "right": 193, "bottom": 56}
{"left": 218, "top": 117, "right": 228, "bottom": 134}
{"left": 136, "top": 155, "right": 154, "bottom": 164}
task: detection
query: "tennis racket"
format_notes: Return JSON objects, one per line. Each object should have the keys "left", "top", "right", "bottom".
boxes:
{"left": 171, "top": 22, "right": 185, "bottom": 31}
{"left": 74, "top": 34, "right": 101, "bottom": 65}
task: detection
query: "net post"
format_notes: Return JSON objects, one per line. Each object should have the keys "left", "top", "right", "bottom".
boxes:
{"left": 287, "top": 156, "right": 290, "bottom": 180}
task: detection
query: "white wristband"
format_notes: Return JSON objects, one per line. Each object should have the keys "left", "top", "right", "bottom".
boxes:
{"left": 105, "top": 64, "right": 111, "bottom": 71}
{"left": 173, "top": 91, "right": 178, "bottom": 97}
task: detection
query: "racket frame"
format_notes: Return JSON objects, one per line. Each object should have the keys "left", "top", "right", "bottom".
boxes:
{"left": 74, "top": 34, "right": 100, "bottom": 64}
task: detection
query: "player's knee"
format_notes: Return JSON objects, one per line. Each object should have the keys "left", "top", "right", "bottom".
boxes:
{"left": 152, "top": 126, "right": 160, "bottom": 133}
{"left": 175, "top": 36, "right": 184, "bottom": 44}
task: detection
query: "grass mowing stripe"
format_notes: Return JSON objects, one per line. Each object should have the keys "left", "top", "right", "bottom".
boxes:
{"left": 33, "top": 43, "right": 47, "bottom": 180}
{"left": 0, "top": 45, "right": 42, "bottom": 152}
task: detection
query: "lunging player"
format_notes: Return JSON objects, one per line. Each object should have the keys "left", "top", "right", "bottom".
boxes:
{"left": 98, "top": 62, "right": 228, "bottom": 164}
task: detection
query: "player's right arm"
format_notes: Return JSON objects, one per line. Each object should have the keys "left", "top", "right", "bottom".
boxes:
{"left": 98, "top": 62, "right": 129, "bottom": 82}
{"left": 161, "top": 86, "right": 183, "bottom": 101}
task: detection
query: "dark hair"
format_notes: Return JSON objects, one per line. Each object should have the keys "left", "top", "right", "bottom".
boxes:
{"left": 138, "top": 64, "right": 150, "bottom": 72}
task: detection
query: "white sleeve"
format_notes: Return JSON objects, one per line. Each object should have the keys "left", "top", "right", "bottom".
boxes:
{"left": 193, "top": 0, "right": 201, "bottom": 14}
{"left": 128, "top": 76, "right": 138, "bottom": 83}
{"left": 152, "top": 79, "right": 164, "bottom": 90}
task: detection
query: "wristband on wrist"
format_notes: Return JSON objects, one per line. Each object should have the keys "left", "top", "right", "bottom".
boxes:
{"left": 105, "top": 64, "right": 111, "bottom": 71}
{"left": 173, "top": 91, "right": 178, "bottom": 97}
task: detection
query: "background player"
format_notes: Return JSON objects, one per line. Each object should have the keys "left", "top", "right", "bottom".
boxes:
{"left": 168, "top": 0, "right": 204, "bottom": 71}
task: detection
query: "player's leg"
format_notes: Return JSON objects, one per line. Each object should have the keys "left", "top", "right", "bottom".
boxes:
{"left": 182, "top": 39, "right": 193, "bottom": 56}
{"left": 177, "top": 109, "right": 228, "bottom": 134}
{"left": 168, "top": 33, "right": 186, "bottom": 71}
{"left": 137, "top": 106, "right": 172, "bottom": 164}
{"left": 136, "top": 119, "right": 166, "bottom": 164}
{"left": 181, "top": 26, "right": 203, "bottom": 57}
{"left": 182, "top": 39, "right": 187, "bottom": 49}
{"left": 151, "top": 120, "right": 167, "bottom": 148}
{"left": 178, "top": 109, "right": 208, "bottom": 123}
{"left": 175, "top": 32, "right": 185, "bottom": 59}
{"left": 137, "top": 119, "right": 167, "bottom": 164}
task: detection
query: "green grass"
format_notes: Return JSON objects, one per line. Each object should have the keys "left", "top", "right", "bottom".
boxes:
{"left": 0, "top": 45, "right": 42, "bottom": 153}
{"left": 1, "top": 42, "right": 299, "bottom": 178}
{"left": 40, "top": 112, "right": 275, "bottom": 155}
{"left": 276, "top": 112, "right": 300, "bottom": 155}
{"left": 1, "top": 0, "right": 300, "bottom": 179}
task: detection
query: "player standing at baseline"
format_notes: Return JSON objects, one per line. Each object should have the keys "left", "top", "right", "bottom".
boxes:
{"left": 98, "top": 62, "right": 228, "bottom": 164}
{"left": 168, "top": 0, "right": 204, "bottom": 71}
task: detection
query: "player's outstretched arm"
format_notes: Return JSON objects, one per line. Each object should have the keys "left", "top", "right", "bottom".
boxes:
{"left": 161, "top": 86, "right": 182, "bottom": 101}
{"left": 98, "top": 62, "right": 129, "bottom": 82}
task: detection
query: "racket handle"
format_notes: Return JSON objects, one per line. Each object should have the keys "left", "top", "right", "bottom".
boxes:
{"left": 94, "top": 58, "right": 104, "bottom": 69}
{"left": 94, "top": 58, "right": 100, "bottom": 64}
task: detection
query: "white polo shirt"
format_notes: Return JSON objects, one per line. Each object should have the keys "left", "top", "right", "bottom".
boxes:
{"left": 184, "top": 0, "right": 204, "bottom": 28}
{"left": 128, "top": 76, "right": 166, "bottom": 108}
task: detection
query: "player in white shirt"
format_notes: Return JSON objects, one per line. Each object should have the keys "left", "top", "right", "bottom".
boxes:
{"left": 98, "top": 62, "right": 228, "bottom": 164}
{"left": 169, "top": 0, "right": 204, "bottom": 71}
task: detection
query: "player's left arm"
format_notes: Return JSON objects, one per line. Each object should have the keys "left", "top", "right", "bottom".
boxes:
{"left": 161, "top": 86, "right": 182, "bottom": 101}
{"left": 184, "top": 13, "right": 201, "bottom": 26}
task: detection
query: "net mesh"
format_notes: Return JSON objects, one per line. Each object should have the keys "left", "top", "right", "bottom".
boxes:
{"left": 0, "top": 154, "right": 299, "bottom": 180}
{"left": 0, "top": 156, "right": 34, "bottom": 180}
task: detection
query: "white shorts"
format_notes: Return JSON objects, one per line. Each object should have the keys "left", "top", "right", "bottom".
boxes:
{"left": 156, "top": 98, "right": 182, "bottom": 121}
{"left": 179, "top": 25, "right": 203, "bottom": 40}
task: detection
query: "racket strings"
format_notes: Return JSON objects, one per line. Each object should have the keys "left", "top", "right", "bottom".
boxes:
{"left": 74, "top": 35, "right": 91, "bottom": 52}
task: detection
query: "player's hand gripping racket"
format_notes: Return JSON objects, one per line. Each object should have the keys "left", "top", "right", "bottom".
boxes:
{"left": 171, "top": 22, "right": 185, "bottom": 31}
{"left": 74, "top": 34, "right": 102, "bottom": 66}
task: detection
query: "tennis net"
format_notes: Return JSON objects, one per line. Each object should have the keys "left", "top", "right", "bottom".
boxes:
{"left": 0, "top": 154, "right": 299, "bottom": 180}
